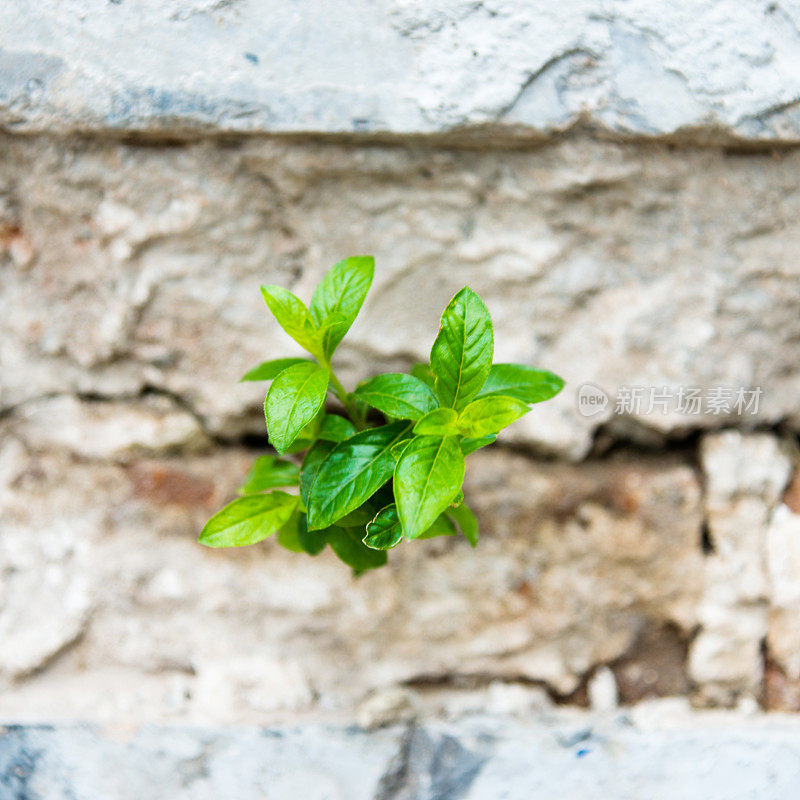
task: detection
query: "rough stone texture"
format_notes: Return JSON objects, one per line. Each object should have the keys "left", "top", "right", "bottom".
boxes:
{"left": 5, "top": 710, "right": 800, "bottom": 800}
{"left": 2, "top": 128, "right": 800, "bottom": 722}
{"left": 10, "top": 395, "right": 210, "bottom": 461}
{"left": 2, "top": 129, "right": 800, "bottom": 718}
{"left": 0, "top": 420, "right": 703, "bottom": 723}
{"left": 4, "top": 1, "right": 800, "bottom": 141}
{"left": 3, "top": 134, "right": 800, "bottom": 460}
{"left": 689, "top": 432, "right": 795, "bottom": 705}
{"left": 767, "top": 484, "right": 800, "bottom": 681}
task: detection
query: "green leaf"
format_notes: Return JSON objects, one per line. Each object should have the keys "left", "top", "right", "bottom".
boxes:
{"left": 318, "top": 414, "right": 357, "bottom": 443}
{"left": 283, "top": 438, "right": 315, "bottom": 455}
{"left": 394, "top": 436, "right": 465, "bottom": 539}
{"left": 447, "top": 502, "right": 479, "bottom": 547}
{"left": 460, "top": 435, "right": 496, "bottom": 456}
{"left": 297, "top": 513, "right": 328, "bottom": 555}
{"left": 354, "top": 373, "right": 438, "bottom": 421}
{"left": 416, "top": 513, "right": 457, "bottom": 539}
{"left": 317, "top": 312, "right": 351, "bottom": 361}
{"left": 476, "top": 364, "right": 565, "bottom": 404}
{"left": 295, "top": 408, "right": 325, "bottom": 442}
{"left": 265, "top": 363, "right": 329, "bottom": 454}
{"left": 199, "top": 491, "right": 298, "bottom": 547}
{"left": 409, "top": 363, "right": 436, "bottom": 390}
{"left": 363, "top": 504, "right": 403, "bottom": 550}
{"left": 275, "top": 510, "right": 328, "bottom": 555}
{"left": 300, "top": 440, "right": 336, "bottom": 507}
{"left": 390, "top": 439, "right": 412, "bottom": 460}
{"left": 260, "top": 285, "right": 321, "bottom": 357}
{"left": 309, "top": 256, "right": 375, "bottom": 354}
{"left": 458, "top": 395, "right": 530, "bottom": 437}
{"left": 306, "top": 421, "right": 412, "bottom": 531}
{"left": 337, "top": 505, "right": 375, "bottom": 526}
{"left": 430, "top": 287, "right": 494, "bottom": 411}
{"left": 327, "top": 527, "right": 388, "bottom": 574}
{"left": 276, "top": 511, "right": 305, "bottom": 552}
{"left": 413, "top": 408, "right": 459, "bottom": 436}
{"left": 240, "top": 357, "right": 311, "bottom": 382}
{"left": 238, "top": 455, "right": 300, "bottom": 494}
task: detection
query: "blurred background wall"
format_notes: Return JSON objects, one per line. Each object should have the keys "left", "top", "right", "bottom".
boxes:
{"left": 2, "top": 0, "right": 800, "bottom": 733}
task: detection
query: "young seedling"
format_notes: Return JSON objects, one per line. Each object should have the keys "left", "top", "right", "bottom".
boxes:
{"left": 200, "top": 256, "right": 564, "bottom": 573}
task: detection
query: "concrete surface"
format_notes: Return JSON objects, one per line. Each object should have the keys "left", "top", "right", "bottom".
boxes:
{"left": 3, "top": 1, "right": 800, "bottom": 140}
{"left": 3, "top": 710, "right": 800, "bottom": 799}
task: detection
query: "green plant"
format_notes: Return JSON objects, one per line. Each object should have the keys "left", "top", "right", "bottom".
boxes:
{"left": 199, "top": 256, "right": 564, "bottom": 573}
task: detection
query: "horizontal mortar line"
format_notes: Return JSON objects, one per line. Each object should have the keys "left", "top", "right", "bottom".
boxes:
{"left": 3, "top": 390, "right": 798, "bottom": 462}
{"left": 3, "top": 122, "right": 800, "bottom": 155}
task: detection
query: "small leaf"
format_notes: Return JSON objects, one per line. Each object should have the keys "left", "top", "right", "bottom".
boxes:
{"left": 260, "top": 285, "right": 321, "bottom": 357}
{"left": 447, "top": 502, "right": 479, "bottom": 547}
{"left": 363, "top": 504, "right": 403, "bottom": 550}
{"left": 337, "top": 505, "right": 375, "bottom": 526}
{"left": 390, "top": 439, "right": 412, "bottom": 460}
{"left": 199, "top": 492, "right": 298, "bottom": 547}
{"left": 238, "top": 455, "right": 300, "bottom": 494}
{"left": 354, "top": 373, "right": 438, "bottom": 421}
{"left": 414, "top": 408, "right": 459, "bottom": 436}
{"left": 363, "top": 529, "right": 402, "bottom": 550}
{"left": 460, "top": 435, "right": 496, "bottom": 456}
{"left": 265, "top": 363, "right": 329, "bottom": 454}
{"left": 297, "top": 513, "right": 327, "bottom": 555}
{"left": 309, "top": 256, "right": 375, "bottom": 354}
{"left": 241, "top": 357, "right": 311, "bottom": 382}
{"left": 283, "top": 438, "right": 315, "bottom": 455}
{"left": 430, "top": 287, "right": 494, "bottom": 411}
{"left": 300, "top": 440, "right": 336, "bottom": 507}
{"left": 317, "top": 312, "right": 351, "bottom": 361}
{"left": 276, "top": 509, "right": 328, "bottom": 555}
{"left": 416, "top": 513, "right": 457, "bottom": 539}
{"left": 276, "top": 511, "right": 305, "bottom": 552}
{"left": 458, "top": 395, "right": 530, "bottom": 437}
{"left": 296, "top": 408, "right": 325, "bottom": 442}
{"left": 318, "top": 414, "right": 357, "bottom": 443}
{"left": 476, "top": 364, "right": 565, "bottom": 404}
{"left": 327, "top": 527, "right": 388, "bottom": 574}
{"left": 307, "top": 421, "right": 412, "bottom": 530}
{"left": 451, "top": 489, "right": 464, "bottom": 507}
{"left": 409, "top": 363, "right": 436, "bottom": 390}
{"left": 395, "top": 436, "right": 465, "bottom": 539}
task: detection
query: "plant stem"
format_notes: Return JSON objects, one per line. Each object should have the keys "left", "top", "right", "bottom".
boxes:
{"left": 327, "top": 367, "right": 365, "bottom": 429}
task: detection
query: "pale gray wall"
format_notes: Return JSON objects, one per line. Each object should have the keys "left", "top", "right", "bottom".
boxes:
{"left": 4, "top": 0, "right": 800, "bottom": 140}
